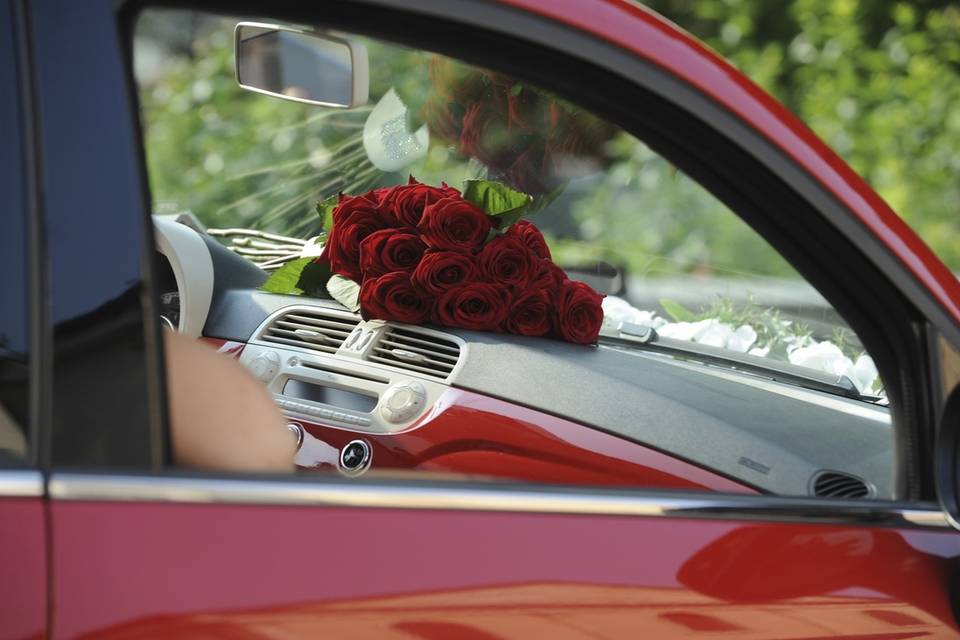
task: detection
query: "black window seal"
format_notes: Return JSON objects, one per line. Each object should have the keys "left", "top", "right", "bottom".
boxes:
{"left": 12, "top": 0, "right": 49, "bottom": 471}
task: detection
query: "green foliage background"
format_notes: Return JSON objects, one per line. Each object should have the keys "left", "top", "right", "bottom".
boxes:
{"left": 138, "top": 1, "right": 960, "bottom": 276}
{"left": 647, "top": 0, "right": 960, "bottom": 270}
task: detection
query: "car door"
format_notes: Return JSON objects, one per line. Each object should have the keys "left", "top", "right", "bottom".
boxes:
{"left": 32, "top": 0, "right": 960, "bottom": 638}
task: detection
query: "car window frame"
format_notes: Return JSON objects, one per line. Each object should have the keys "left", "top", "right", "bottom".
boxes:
{"left": 95, "top": 0, "right": 956, "bottom": 520}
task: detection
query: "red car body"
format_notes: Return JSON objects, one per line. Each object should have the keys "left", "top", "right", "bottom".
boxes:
{"left": 4, "top": 0, "right": 960, "bottom": 638}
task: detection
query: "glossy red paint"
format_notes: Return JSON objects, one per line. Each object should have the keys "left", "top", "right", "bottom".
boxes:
{"left": 492, "top": 0, "right": 960, "bottom": 325}
{"left": 0, "top": 498, "right": 47, "bottom": 640}
{"left": 293, "top": 388, "right": 754, "bottom": 493}
{"left": 52, "top": 501, "right": 960, "bottom": 637}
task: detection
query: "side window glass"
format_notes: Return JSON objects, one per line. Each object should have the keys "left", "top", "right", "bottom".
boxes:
{"left": 0, "top": 6, "right": 29, "bottom": 462}
{"left": 133, "top": 9, "right": 893, "bottom": 500}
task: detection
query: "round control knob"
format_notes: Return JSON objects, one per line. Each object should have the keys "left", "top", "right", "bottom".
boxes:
{"left": 379, "top": 381, "right": 427, "bottom": 424}
{"left": 248, "top": 350, "right": 281, "bottom": 382}
{"left": 339, "top": 439, "right": 372, "bottom": 476}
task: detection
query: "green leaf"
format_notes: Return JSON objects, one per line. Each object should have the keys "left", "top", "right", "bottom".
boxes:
{"left": 315, "top": 194, "right": 339, "bottom": 233}
{"left": 260, "top": 258, "right": 315, "bottom": 295}
{"left": 326, "top": 274, "right": 361, "bottom": 312}
{"left": 509, "top": 83, "right": 523, "bottom": 97}
{"left": 295, "top": 258, "right": 332, "bottom": 297}
{"left": 659, "top": 298, "right": 697, "bottom": 322}
{"left": 462, "top": 179, "right": 533, "bottom": 228}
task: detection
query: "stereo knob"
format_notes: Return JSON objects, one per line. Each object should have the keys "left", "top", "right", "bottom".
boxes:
{"left": 379, "top": 381, "right": 427, "bottom": 424}
{"left": 248, "top": 350, "right": 281, "bottom": 382}
{"left": 339, "top": 439, "right": 372, "bottom": 476}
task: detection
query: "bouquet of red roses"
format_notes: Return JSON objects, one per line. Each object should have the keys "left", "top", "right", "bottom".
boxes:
{"left": 303, "top": 177, "right": 604, "bottom": 345}
{"left": 421, "top": 58, "right": 616, "bottom": 196}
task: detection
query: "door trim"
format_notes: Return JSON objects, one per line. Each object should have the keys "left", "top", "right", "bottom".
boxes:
{"left": 0, "top": 470, "right": 44, "bottom": 497}
{"left": 48, "top": 472, "right": 949, "bottom": 530}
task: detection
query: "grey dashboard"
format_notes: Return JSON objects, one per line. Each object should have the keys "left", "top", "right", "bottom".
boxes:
{"left": 197, "top": 235, "right": 895, "bottom": 499}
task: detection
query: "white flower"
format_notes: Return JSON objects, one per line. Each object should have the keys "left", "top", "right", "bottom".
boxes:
{"left": 658, "top": 319, "right": 708, "bottom": 342}
{"left": 851, "top": 354, "right": 879, "bottom": 394}
{"left": 602, "top": 296, "right": 666, "bottom": 329}
{"left": 659, "top": 319, "right": 756, "bottom": 352}
{"left": 788, "top": 341, "right": 853, "bottom": 377}
{"left": 728, "top": 325, "right": 758, "bottom": 353}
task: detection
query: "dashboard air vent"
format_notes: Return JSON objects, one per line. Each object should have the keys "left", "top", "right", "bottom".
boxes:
{"left": 812, "top": 471, "right": 871, "bottom": 499}
{"left": 370, "top": 327, "right": 461, "bottom": 379}
{"left": 261, "top": 309, "right": 360, "bottom": 354}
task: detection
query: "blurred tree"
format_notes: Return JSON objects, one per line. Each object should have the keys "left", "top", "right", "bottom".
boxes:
{"left": 646, "top": 0, "right": 960, "bottom": 269}
{"left": 136, "top": 3, "right": 960, "bottom": 274}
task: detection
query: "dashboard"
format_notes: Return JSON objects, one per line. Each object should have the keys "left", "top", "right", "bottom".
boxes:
{"left": 155, "top": 216, "right": 896, "bottom": 499}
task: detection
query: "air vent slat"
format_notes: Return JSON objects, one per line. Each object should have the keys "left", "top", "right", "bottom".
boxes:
{"left": 370, "top": 327, "right": 462, "bottom": 380}
{"left": 262, "top": 335, "right": 338, "bottom": 353}
{"left": 382, "top": 331, "right": 460, "bottom": 355}
{"left": 377, "top": 339, "right": 459, "bottom": 363}
{"left": 274, "top": 321, "right": 352, "bottom": 338}
{"left": 812, "top": 471, "right": 870, "bottom": 498}
{"left": 285, "top": 314, "right": 358, "bottom": 331}
{"left": 368, "top": 355, "right": 452, "bottom": 377}
{"left": 371, "top": 347, "right": 454, "bottom": 371}
{"left": 260, "top": 308, "right": 360, "bottom": 353}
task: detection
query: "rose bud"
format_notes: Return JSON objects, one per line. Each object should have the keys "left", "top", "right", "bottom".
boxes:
{"left": 506, "top": 219, "right": 551, "bottom": 260}
{"left": 381, "top": 177, "right": 460, "bottom": 226}
{"left": 326, "top": 193, "right": 396, "bottom": 281}
{"left": 505, "top": 289, "right": 553, "bottom": 337}
{"left": 359, "top": 272, "right": 431, "bottom": 325}
{"left": 556, "top": 280, "right": 605, "bottom": 345}
{"left": 359, "top": 228, "right": 427, "bottom": 278}
{"left": 477, "top": 235, "right": 537, "bottom": 290}
{"left": 411, "top": 250, "right": 479, "bottom": 297}
{"left": 435, "top": 283, "right": 510, "bottom": 331}
{"left": 418, "top": 197, "right": 492, "bottom": 251}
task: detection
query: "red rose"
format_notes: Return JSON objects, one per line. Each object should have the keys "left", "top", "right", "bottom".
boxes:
{"left": 326, "top": 193, "right": 395, "bottom": 281}
{"left": 530, "top": 258, "right": 567, "bottom": 290}
{"left": 359, "top": 228, "right": 427, "bottom": 278}
{"left": 477, "top": 235, "right": 537, "bottom": 289}
{"left": 506, "top": 219, "right": 551, "bottom": 260}
{"left": 505, "top": 290, "right": 553, "bottom": 337}
{"left": 370, "top": 186, "right": 392, "bottom": 204}
{"left": 459, "top": 102, "right": 511, "bottom": 167}
{"left": 418, "top": 197, "right": 492, "bottom": 251}
{"left": 382, "top": 178, "right": 460, "bottom": 226}
{"left": 359, "top": 272, "right": 431, "bottom": 324}
{"left": 556, "top": 280, "right": 605, "bottom": 345}
{"left": 422, "top": 97, "right": 464, "bottom": 142}
{"left": 504, "top": 143, "right": 553, "bottom": 195}
{"left": 435, "top": 284, "right": 510, "bottom": 331}
{"left": 411, "top": 250, "right": 479, "bottom": 296}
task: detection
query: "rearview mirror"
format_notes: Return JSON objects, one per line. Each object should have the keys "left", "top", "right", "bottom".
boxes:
{"left": 234, "top": 22, "right": 369, "bottom": 108}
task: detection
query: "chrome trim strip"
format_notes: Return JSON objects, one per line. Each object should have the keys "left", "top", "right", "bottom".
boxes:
{"left": 48, "top": 473, "right": 950, "bottom": 530}
{"left": 0, "top": 470, "right": 44, "bottom": 498}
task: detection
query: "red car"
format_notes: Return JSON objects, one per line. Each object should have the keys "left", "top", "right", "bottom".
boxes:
{"left": 3, "top": 0, "right": 960, "bottom": 637}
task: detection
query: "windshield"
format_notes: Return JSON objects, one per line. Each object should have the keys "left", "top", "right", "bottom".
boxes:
{"left": 136, "top": 11, "right": 882, "bottom": 397}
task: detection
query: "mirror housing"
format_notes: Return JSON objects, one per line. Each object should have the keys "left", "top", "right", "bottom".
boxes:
{"left": 234, "top": 22, "right": 368, "bottom": 108}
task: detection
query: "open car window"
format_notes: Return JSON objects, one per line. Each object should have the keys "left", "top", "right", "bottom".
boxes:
{"left": 134, "top": 9, "right": 894, "bottom": 499}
